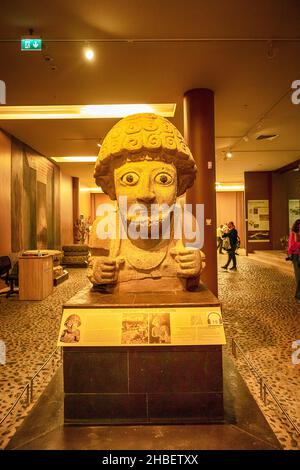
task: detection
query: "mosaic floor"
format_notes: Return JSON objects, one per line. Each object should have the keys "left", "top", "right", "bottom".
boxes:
{"left": 218, "top": 251, "right": 300, "bottom": 450}
{"left": 0, "top": 269, "right": 90, "bottom": 449}
{"left": 0, "top": 254, "right": 299, "bottom": 449}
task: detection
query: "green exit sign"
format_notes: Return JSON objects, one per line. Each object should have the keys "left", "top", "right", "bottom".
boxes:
{"left": 21, "top": 38, "right": 42, "bottom": 51}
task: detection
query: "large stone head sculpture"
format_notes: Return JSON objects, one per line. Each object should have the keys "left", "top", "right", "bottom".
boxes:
{"left": 94, "top": 113, "right": 197, "bottom": 201}
{"left": 88, "top": 113, "right": 204, "bottom": 292}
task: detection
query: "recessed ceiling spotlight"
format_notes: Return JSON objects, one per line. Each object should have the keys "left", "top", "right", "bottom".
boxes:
{"left": 225, "top": 151, "right": 232, "bottom": 158}
{"left": 256, "top": 134, "right": 279, "bottom": 141}
{"left": 84, "top": 46, "right": 94, "bottom": 61}
{"left": 243, "top": 135, "right": 249, "bottom": 142}
{"left": 97, "top": 143, "right": 101, "bottom": 148}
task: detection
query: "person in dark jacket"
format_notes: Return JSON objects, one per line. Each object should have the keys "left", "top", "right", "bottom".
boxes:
{"left": 221, "top": 221, "right": 238, "bottom": 271}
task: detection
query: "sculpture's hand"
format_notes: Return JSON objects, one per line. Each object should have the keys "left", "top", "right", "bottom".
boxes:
{"left": 170, "top": 247, "right": 205, "bottom": 278}
{"left": 88, "top": 256, "right": 124, "bottom": 285}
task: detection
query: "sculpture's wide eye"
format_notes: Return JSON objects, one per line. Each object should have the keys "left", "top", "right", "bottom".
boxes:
{"left": 154, "top": 172, "right": 173, "bottom": 185}
{"left": 121, "top": 172, "right": 139, "bottom": 185}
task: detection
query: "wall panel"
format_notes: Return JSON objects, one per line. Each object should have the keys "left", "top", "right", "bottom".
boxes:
{"left": 0, "top": 130, "right": 11, "bottom": 255}
{"left": 11, "top": 138, "right": 24, "bottom": 252}
{"left": 60, "top": 172, "right": 73, "bottom": 246}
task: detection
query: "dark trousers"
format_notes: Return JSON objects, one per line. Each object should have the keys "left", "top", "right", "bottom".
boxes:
{"left": 292, "top": 255, "right": 300, "bottom": 300}
{"left": 217, "top": 237, "right": 223, "bottom": 253}
{"left": 224, "top": 248, "right": 237, "bottom": 269}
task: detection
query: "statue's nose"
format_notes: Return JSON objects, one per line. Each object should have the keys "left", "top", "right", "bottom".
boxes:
{"left": 136, "top": 177, "right": 156, "bottom": 204}
{"left": 137, "top": 192, "right": 156, "bottom": 204}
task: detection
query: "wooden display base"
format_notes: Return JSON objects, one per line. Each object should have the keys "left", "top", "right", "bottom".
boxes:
{"left": 61, "top": 285, "right": 224, "bottom": 424}
{"left": 54, "top": 270, "right": 69, "bottom": 286}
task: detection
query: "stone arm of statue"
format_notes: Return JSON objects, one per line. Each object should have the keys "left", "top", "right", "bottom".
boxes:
{"left": 88, "top": 211, "right": 124, "bottom": 286}
{"left": 88, "top": 256, "right": 124, "bottom": 285}
{"left": 170, "top": 246, "right": 206, "bottom": 279}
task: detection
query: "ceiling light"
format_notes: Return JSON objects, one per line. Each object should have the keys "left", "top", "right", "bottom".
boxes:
{"left": 215, "top": 183, "right": 244, "bottom": 192}
{"left": 0, "top": 103, "right": 176, "bottom": 120}
{"left": 52, "top": 156, "right": 97, "bottom": 163}
{"left": 80, "top": 187, "right": 103, "bottom": 193}
{"left": 84, "top": 47, "right": 94, "bottom": 61}
{"left": 97, "top": 143, "right": 102, "bottom": 148}
{"left": 81, "top": 103, "right": 175, "bottom": 117}
{"left": 225, "top": 151, "right": 232, "bottom": 158}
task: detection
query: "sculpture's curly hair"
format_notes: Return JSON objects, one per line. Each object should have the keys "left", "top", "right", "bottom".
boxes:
{"left": 94, "top": 113, "right": 197, "bottom": 199}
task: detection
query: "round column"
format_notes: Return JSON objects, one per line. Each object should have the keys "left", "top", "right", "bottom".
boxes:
{"left": 183, "top": 88, "right": 218, "bottom": 296}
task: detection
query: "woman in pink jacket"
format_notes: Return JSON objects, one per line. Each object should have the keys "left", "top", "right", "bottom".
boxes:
{"left": 288, "top": 219, "right": 300, "bottom": 301}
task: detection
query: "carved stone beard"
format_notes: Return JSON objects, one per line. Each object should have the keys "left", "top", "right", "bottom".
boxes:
{"left": 123, "top": 218, "right": 175, "bottom": 271}
{"left": 120, "top": 208, "right": 175, "bottom": 249}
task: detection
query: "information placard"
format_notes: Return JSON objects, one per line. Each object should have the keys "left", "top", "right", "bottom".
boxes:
{"left": 58, "top": 306, "right": 226, "bottom": 347}
{"left": 248, "top": 199, "right": 270, "bottom": 242}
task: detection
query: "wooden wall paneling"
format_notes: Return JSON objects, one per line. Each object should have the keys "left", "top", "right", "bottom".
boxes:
{"left": 285, "top": 169, "right": 300, "bottom": 200}
{"left": 72, "top": 177, "right": 79, "bottom": 243}
{"left": 37, "top": 181, "right": 48, "bottom": 249}
{"left": 46, "top": 168, "right": 54, "bottom": 249}
{"left": 53, "top": 165, "right": 61, "bottom": 249}
{"left": 60, "top": 172, "right": 73, "bottom": 246}
{"left": 0, "top": 130, "right": 11, "bottom": 256}
{"left": 22, "top": 151, "right": 37, "bottom": 250}
{"left": 29, "top": 167, "right": 37, "bottom": 249}
{"left": 11, "top": 138, "right": 24, "bottom": 253}
{"left": 271, "top": 172, "right": 287, "bottom": 250}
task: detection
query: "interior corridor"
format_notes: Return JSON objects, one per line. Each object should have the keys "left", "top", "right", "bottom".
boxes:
{"left": 1, "top": 254, "right": 299, "bottom": 449}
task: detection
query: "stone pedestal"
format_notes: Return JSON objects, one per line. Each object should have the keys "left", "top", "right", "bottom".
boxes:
{"left": 60, "top": 285, "right": 225, "bottom": 424}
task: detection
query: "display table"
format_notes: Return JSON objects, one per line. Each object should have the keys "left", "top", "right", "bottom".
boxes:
{"left": 58, "top": 285, "right": 225, "bottom": 424}
{"left": 22, "top": 250, "right": 68, "bottom": 286}
{"left": 19, "top": 254, "right": 53, "bottom": 300}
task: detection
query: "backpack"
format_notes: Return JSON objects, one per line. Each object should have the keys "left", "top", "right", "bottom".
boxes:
{"left": 223, "top": 237, "right": 231, "bottom": 251}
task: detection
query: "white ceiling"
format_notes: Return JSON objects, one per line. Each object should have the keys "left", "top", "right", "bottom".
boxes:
{"left": 0, "top": 0, "right": 300, "bottom": 186}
